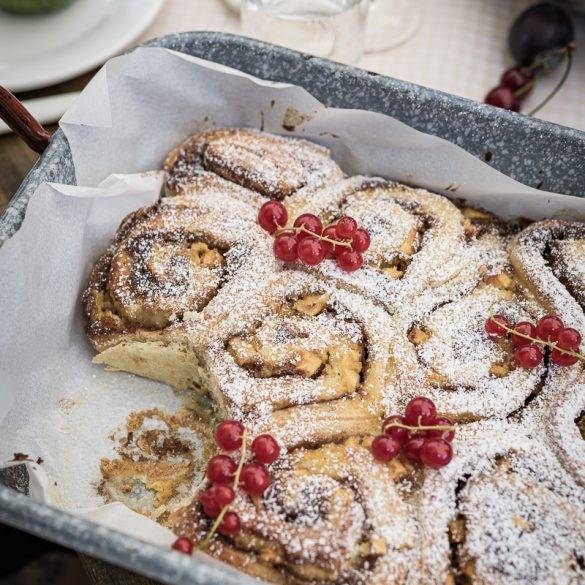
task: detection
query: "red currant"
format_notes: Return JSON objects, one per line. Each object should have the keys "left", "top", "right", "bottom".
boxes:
{"left": 337, "top": 249, "right": 363, "bottom": 272}
{"left": 485, "top": 86, "right": 520, "bottom": 112}
{"left": 556, "top": 327, "right": 581, "bottom": 351}
{"left": 425, "top": 417, "right": 455, "bottom": 443}
{"left": 511, "top": 321, "right": 536, "bottom": 347}
{"left": 206, "top": 455, "right": 236, "bottom": 484}
{"left": 485, "top": 315, "right": 510, "bottom": 338}
{"left": 351, "top": 228, "right": 371, "bottom": 253}
{"left": 172, "top": 536, "right": 193, "bottom": 554}
{"left": 371, "top": 434, "right": 401, "bottom": 461}
{"left": 210, "top": 484, "right": 235, "bottom": 507}
{"left": 199, "top": 489, "right": 221, "bottom": 518}
{"left": 298, "top": 236, "right": 326, "bottom": 266}
{"left": 218, "top": 511, "right": 241, "bottom": 536}
{"left": 251, "top": 434, "right": 280, "bottom": 465}
{"left": 419, "top": 438, "right": 453, "bottom": 469}
{"left": 402, "top": 436, "right": 425, "bottom": 462}
{"left": 273, "top": 233, "right": 298, "bottom": 262}
{"left": 240, "top": 463, "right": 270, "bottom": 495}
{"left": 215, "top": 420, "right": 245, "bottom": 451}
{"left": 335, "top": 216, "right": 358, "bottom": 239}
{"left": 551, "top": 348, "right": 579, "bottom": 366}
{"left": 514, "top": 345, "right": 543, "bottom": 369}
{"left": 293, "top": 213, "right": 323, "bottom": 239}
{"left": 258, "top": 201, "right": 287, "bottom": 234}
{"left": 501, "top": 67, "right": 533, "bottom": 96}
{"left": 404, "top": 396, "right": 437, "bottom": 426}
{"left": 535, "top": 315, "right": 564, "bottom": 342}
{"left": 383, "top": 415, "right": 409, "bottom": 443}
{"left": 321, "top": 225, "right": 343, "bottom": 257}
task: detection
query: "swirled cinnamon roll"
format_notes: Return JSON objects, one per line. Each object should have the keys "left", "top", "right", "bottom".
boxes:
{"left": 418, "top": 421, "right": 585, "bottom": 585}
{"left": 197, "top": 271, "right": 394, "bottom": 448}
{"left": 509, "top": 220, "right": 585, "bottom": 334}
{"left": 173, "top": 438, "right": 418, "bottom": 584}
{"left": 306, "top": 177, "right": 502, "bottom": 317}
{"left": 524, "top": 365, "right": 585, "bottom": 487}
{"left": 83, "top": 201, "right": 276, "bottom": 390}
{"left": 164, "top": 128, "right": 344, "bottom": 203}
{"left": 390, "top": 281, "right": 547, "bottom": 421}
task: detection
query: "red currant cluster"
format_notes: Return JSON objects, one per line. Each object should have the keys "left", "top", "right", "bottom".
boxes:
{"left": 172, "top": 421, "right": 280, "bottom": 553}
{"left": 371, "top": 397, "right": 455, "bottom": 469}
{"left": 485, "top": 314, "right": 584, "bottom": 368}
{"left": 257, "top": 201, "right": 370, "bottom": 272}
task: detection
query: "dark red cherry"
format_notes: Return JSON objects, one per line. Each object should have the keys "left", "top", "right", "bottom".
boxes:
{"left": 509, "top": 2, "right": 574, "bottom": 66}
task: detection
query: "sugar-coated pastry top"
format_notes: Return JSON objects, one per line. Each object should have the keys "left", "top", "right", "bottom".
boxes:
{"left": 86, "top": 129, "right": 585, "bottom": 585}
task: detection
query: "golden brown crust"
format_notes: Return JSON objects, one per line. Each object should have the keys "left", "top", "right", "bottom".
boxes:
{"left": 172, "top": 438, "right": 418, "bottom": 584}
{"left": 85, "top": 130, "right": 585, "bottom": 585}
{"left": 163, "top": 128, "right": 344, "bottom": 200}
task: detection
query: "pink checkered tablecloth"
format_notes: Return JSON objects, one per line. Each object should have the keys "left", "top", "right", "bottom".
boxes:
{"left": 141, "top": 0, "right": 585, "bottom": 131}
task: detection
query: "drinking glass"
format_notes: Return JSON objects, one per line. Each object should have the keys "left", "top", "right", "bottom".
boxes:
{"left": 365, "top": 0, "right": 424, "bottom": 52}
{"left": 241, "top": 0, "right": 369, "bottom": 64}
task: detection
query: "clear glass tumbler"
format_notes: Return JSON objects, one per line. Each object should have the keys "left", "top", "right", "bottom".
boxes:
{"left": 241, "top": 0, "right": 369, "bottom": 64}
{"left": 365, "top": 0, "right": 424, "bottom": 52}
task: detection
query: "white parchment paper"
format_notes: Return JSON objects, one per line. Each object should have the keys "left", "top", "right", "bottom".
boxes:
{"left": 1, "top": 47, "right": 584, "bottom": 547}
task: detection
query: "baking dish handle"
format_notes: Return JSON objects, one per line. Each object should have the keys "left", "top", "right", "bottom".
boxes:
{"left": 0, "top": 85, "right": 52, "bottom": 154}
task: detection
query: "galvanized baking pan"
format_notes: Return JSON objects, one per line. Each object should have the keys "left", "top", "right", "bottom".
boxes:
{"left": 1, "top": 31, "right": 584, "bottom": 584}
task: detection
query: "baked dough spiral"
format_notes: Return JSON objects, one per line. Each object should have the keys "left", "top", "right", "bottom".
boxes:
{"left": 84, "top": 129, "right": 585, "bottom": 585}
{"left": 172, "top": 438, "right": 418, "bottom": 584}
{"left": 509, "top": 219, "right": 585, "bottom": 334}
{"left": 164, "top": 128, "right": 344, "bottom": 202}
{"left": 198, "top": 271, "right": 393, "bottom": 448}
{"left": 419, "top": 421, "right": 585, "bottom": 585}
{"left": 83, "top": 198, "right": 276, "bottom": 390}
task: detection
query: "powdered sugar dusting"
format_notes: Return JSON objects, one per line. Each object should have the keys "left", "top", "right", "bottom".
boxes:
{"left": 82, "top": 129, "right": 585, "bottom": 584}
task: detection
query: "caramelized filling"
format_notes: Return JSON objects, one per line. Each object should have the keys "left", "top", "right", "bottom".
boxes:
{"left": 226, "top": 295, "right": 364, "bottom": 396}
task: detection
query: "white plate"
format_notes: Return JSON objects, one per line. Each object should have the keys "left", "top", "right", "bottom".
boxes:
{"left": 0, "top": 0, "right": 164, "bottom": 92}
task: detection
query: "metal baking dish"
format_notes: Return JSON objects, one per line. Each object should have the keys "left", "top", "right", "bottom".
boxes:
{"left": 1, "top": 31, "right": 584, "bottom": 584}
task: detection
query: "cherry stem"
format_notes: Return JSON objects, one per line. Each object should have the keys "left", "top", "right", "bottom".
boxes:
{"left": 274, "top": 224, "right": 353, "bottom": 248}
{"left": 514, "top": 79, "right": 535, "bottom": 98}
{"left": 527, "top": 43, "right": 575, "bottom": 117}
{"left": 488, "top": 315, "right": 585, "bottom": 362}
{"left": 200, "top": 430, "right": 248, "bottom": 549}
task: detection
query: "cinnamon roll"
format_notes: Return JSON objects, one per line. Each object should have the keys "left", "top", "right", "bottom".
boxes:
{"left": 419, "top": 421, "right": 585, "bottom": 585}
{"left": 83, "top": 200, "right": 276, "bottom": 390}
{"left": 172, "top": 437, "right": 418, "bottom": 584}
{"left": 509, "top": 219, "right": 585, "bottom": 334}
{"left": 389, "top": 280, "right": 548, "bottom": 421}
{"left": 164, "top": 128, "right": 344, "bottom": 203}
{"left": 524, "top": 365, "right": 585, "bottom": 487}
{"left": 197, "top": 271, "right": 394, "bottom": 448}
{"left": 305, "top": 177, "right": 500, "bottom": 317}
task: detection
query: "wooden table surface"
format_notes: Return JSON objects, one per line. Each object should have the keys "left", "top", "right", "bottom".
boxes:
{"left": 0, "top": 76, "right": 161, "bottom": 585}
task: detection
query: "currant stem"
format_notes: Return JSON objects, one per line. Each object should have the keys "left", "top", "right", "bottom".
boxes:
{"left": 528, "top": 44, "right": 575, "bottom": 117}
{"left": 488, "top": 315, "right": 585, "bottom": 362}
{"left": 383, "top": 421, "right": 456, "bottom": 433}
{"left": 274, "top": 224, "right": 353, "bottom": 248}
{"left": 200, "top": 430, "right": 248, "bottom": 549}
